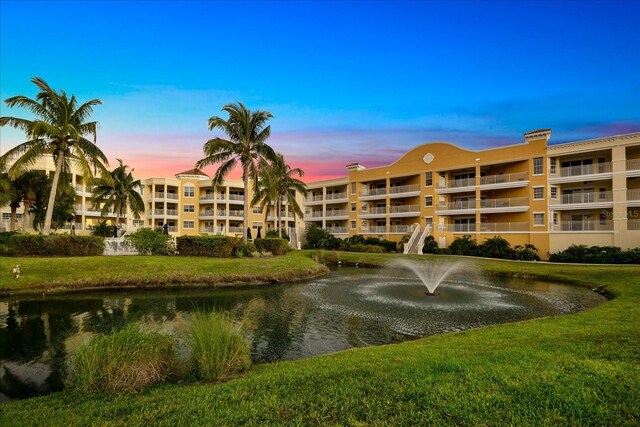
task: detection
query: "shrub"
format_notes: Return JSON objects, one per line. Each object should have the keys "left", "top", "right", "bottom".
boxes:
{"left": 176, "top": 235, "right": 242, "bottom": 257}
{"left": 91, "top": 220, "right": 114, "bottom": 237}
{"left": 477, "top": 236, "right": 514, "bottom": 259}
{"left": 254, "top": 238, "right": 289, "bottom": 255}
{"left": 126, "top": 228, "right": 174, "bottom": 255}
{"left": 9, "top": 234, "right": 104, "bottom": 256}
{"left": 422, "top": 235, "right": 439, "bottom": 254}
{"left": 0, "top": 231, "right": 17, "bottom": 255}
{"left": 235, "top": 242, "right": 257, "bottom": 258}
{"left": 397, "top": 234, "right": 411, "bottom": 252}
{"left": 186, "top": 312, "right": 251, "bottom": 382}
{"left": 303, "top": 224, "right": 341, "bottom": 249}
{"left": 349, "top": 243, "right": 385, "bottom": 253}
{"left": 513, "top": 244, "right": 540, "bottom": 261}
{"left": 265, "top": 229, "right": 289, "bottom": 241}
{"left": 449, "top": 235, "right": 478, "bottom": 256}
{"left": 549, "top": 244, "right": 640, "bottom": 264}
{"left": 68, "top": 324, "right": 174, "bottom": 393}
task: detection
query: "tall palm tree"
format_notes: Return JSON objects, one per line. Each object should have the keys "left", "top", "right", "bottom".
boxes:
{"left": 196, "top": 102, "right": 276, "bottom": 241}
{"left": 1, "top": 170, "right": 50, "bottom": 231}
{"left": 91, "top": 159, "right": 144, "bottom": 227}
{"left": 0, "top": 77, "right": 108, "bottom": 234}
{"left": 252, "top": 154, "right": 307, "bottom": 238}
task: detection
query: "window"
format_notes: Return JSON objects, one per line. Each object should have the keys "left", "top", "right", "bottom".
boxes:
{"left": 533, "top": 157, "right": 544, "bottom": 175}
{"left": 549, "top": 158, "right": 557, "bottom": 174}
{"left": 552, "top": 212, "right": 558, "bottom": 226}
{"left": 425, "top": 217, "right": 433, "bottom": 227}
{"left": 183, "top": 220, "right": 194, "bottom": 229}
{"left": 183, "top": 205, "right": 195, "bottom": 213}
{"left": 252, "top": 206, "right": 262, "bottom": 214}
{"left": 351, "top": 203, "right": 356, "bottom": 212}
{"left": 599, "top": 188, "right": 607, "bottom": 200}
{"left": 183, "top": 185, "right": 195, "bottom": 198}
{"left": 361, "top": 204, "right": 368, "bottom": 211}
{"left": 252, "top": 221, "right": 262, "bottom": 230}
{"left": 425, "top": 196, "right": 433, "bottom": 207}
{"left": 533, "top": 186, "right": 544, "bottom": 200}
{"left": 351, "top": 182, "right": 356, "bottom": 194}
{"left": 350, "top": 221, "right": 356, "bottom": 229}
{"left": 133, "top": 219, "right": 145, "bottom": 227}
{"left": 550, "top": 187, "right": 558, "bottom": 199}
{"left": 425, "top": 172, "right": 433, "bottom": 186}
{"left": 533, "top": 212, "right": 545, "bottom": 227}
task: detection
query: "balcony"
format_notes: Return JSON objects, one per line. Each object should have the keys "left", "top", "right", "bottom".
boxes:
{"left": 228, "top": 210, "right": 244, "bottom": 218}
{"left": 437, "top": 223, "right": 476, "bottom": 233}
{"left": 325, "top": 226, "right": 348, "bottom": 235}
{"left": 551, "top": 220, "right": 613, "bottom": 232}
{"left": 199, "top": 194, "right": 216, "bottom": 203}
{"left": 550, "top": 191, "right": 613, "bottom": 210}
{"left": 228, "top": 226, "right": 244, "bottom": 233}
{"left": 549, "top": 162, "right": 613, "bottom": 184}
{"left": 628, "top": 189, "right": 640, "bottom": 207}
{"left": 166, "top": 209, "right": 178, "bottom": 217}
{"left": 389, "top": 224, "right": 416, "bottom": 234}
{"left": 627, "top": 159, "right": 640, "bottom": 177}
{"left": 325, "top": 209, "right": 349, "bottom": 219}
{"left": 359, "top": 187, "right": 387, "bottom": 201}
{"left": 304, "top": 211, "right": 324, "bottom": 220}
{"left": 388, "top": 184, "right": 421, "bottom": 199}
{"left": 479, "top": 197, "right": 529, "bottom": 213}
{"left": 199, "top": 210, "right": 216, "bottom": 218}
{"left": 325, "top": 192, "right": 348, "bottom": 203}
{"left": 479, "top": 222, "right": 529, "bottom": 232}
{"left": 360, "top": 226, "right": 387, "bottom": 234}
{"left": 304, "top": 195, "right": 324, "bottom": 206}
{"left": 389, "top": 204, "right": 421, "bottom": 218}
{"left": 479, "top": 171, "right": 529, "bottom": 190}
{"left": 436, "top": 177, "right": 476, "bottom": 194}
{"left": 435, "top": 199, "right": 476, "bottom": 215}
{"left": 359, "top": 206, "right": 387, "bottom": 219}
{"left": 228, "top": 194, "right": 245, "bottom": 202}
{"left": 629, "top": 219, "right": 640, "bottom": 231}
{"left": 166, "top": 193, "right": 179, "bottom": 200}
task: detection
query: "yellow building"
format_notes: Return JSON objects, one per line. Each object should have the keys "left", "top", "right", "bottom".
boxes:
{"left": 304, "top": 130, "right": 640, "bottom": 259}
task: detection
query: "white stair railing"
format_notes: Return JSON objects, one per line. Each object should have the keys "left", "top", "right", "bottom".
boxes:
{"left": 416, "top": 224, "right": 431, "bottom": 254}
{"left": 403, "top": 223, "right": 421, "bottom": 254}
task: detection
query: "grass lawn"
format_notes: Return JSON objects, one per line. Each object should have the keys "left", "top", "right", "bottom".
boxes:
{"left": 0, "top": 252, "right": 638, "bottom": 426}
{"left": 0, "top": 251, "right": 328, "bottom": 296}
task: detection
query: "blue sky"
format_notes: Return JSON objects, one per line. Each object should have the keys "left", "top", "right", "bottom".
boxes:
{"left": 1, "top": 0, "right": 639, "bottom": 180}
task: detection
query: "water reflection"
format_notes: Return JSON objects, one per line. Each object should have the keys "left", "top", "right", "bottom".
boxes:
{"left": 0, "top": 267, "right": 604, "bottom": 401}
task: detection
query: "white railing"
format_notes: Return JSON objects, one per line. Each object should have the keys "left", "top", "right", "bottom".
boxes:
{"left": 552, "top": 220, "right": 613, "bottom": 231}
{"left": 306, "top": 195, "right": 324, "bottom": 202}
{"left": 306, "top": 211, "right": 324, "bottom": 218}
{"left": 389, "top": 184, "right": 420, "bottom": 194}
{"left": 74, "top": 185, "right": 85, "bottom": 193}
{"left": 363, "top": 207, "right": 387, "bottom": 215}
{"left": 199, "top": 211, "right": 215, "bottom": 217}
{"left": 360, "top": 226, "right": 386, "bottom": 233}
{"left": 326, "top": 192, "right": 347, "bottom": 200}
{"left": 200, "top": 194, "right": 216, "bottom": 200}
{"left": 389, "top": 224, "right": 415, "bottom": 233}
{"left": 555, "top": 162, "right": 612, "bottom": 177}
{"left": 153, "top": 192, "right": 165, "bottom": 199}
{"left": 480, "top": 197, "right": 529, "bottom": 208}
{"left": 437, "top": 200, "right": 476, "bottom": 210}
{"left": 479, "top": 222, "right": 530, "bottom": 232}
{"left": 437, "top": 177, "right": 475, "bottom": 189}
{"left": 166, "top": 193, "right": 179, "bottom": 200}
{"left": 437, "top": 223, "right": 476, "bottom": 233}
{"left": 228, "top": 194, "right": 245, "bottom": 201}
{"left": 627, "top": 190, "right": 640, "bottom": 201}
{"left": 628, "top": 219, "right": 640, "bottom": 230}
{"left": 479, "top": 171, "right": 528, "bottom": 185}
{"left": 389, "top": 205, "right": 420, "bottom": 213}
{"left": 229, "top": 210, "right": 244, "bottom": 217}
{"left": 551, "top": 191, "right": 613, "bottom": 204}
{"left": 627, "top": 159, "right": 640, "bottom": 171}
{"left": 228, "top": 226, "right": 244, "bottom": 233}
{"left": 61, "top": 222, "right": 83, "bottom": 231}
{"left": 166, "top": 209, "right": 178, "bottom": 216}
{"left": 326, "top": 209, "right": 348, "bottom": 217}
{"left": 360, "top": 187, "right": 387, "bottom": 197}
{"left": 325, "top": 227, "right": 348, "bottom": 234}
{"left": 154, "top": 209, "right": 164, "bottom": 215}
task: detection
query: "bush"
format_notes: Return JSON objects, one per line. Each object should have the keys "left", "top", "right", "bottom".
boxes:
{"left": 68, "top": 324, "right": 174, "bottom": 393}
{"left": 422, "top": 235, "right": 439, "bottom": 254}
{"left": 349, "top": 243, "right": 385, "bottom": 253}
{"left": 265, "top": 229, "right": 289, "bottom": 241}
{"left": 9, "top": 234, "right": 104, "bottom": 256}
{"left": 186, "top": 312, "right": 251, "bottom": 382}
{"left": 0, "top": 231, "right": 18, "bottom": 255}
{"left": 303, "top": 224, "right": 341, "bottom": 249}
{"left": 513, "top": 244, "right": 540, "bottom": 261}
{"left": 449, "top": 236, "right": 478, "bottom": 256}
{"left": 549, "top": 244, "right": 640, "bottom": 264}
{"left": 254, "top": 238, "right": 289, "bottom": 255}
{"left": 176, "top": 235, "right": 242, "bottom": 257}
{"left": 477, "top": 236, "right": 514, "bottom": 259}
{"left": 235, "top": 242, "right": 256, "bottom": 258}
{"left": 91, "top": 220, "right": 114, "bottom": 237}
{"left": 126, "top": 228, "right": 174, "bottom": 255}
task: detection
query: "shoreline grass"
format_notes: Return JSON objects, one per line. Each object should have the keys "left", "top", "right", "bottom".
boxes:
{"left": 0, "top": 252, "right": 638, "bottom": 425}
{"left": 0, "top": 251, "right": 328, "bottom": 296}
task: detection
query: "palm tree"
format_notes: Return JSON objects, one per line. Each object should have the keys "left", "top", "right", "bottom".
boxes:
{"left": 0, "top": 77, "right": 108, "bottom": 234}
{"left": 0, "top": 170, "right": 49, "bottom": 231}
{"left": 195, "top": 102, "right": 276, "bottom": 241}
{"left": 253, "top": 154, "right": 307, "bottom": 238}
{"left": 91, "top": 159, "right": 144, "bottom": 227}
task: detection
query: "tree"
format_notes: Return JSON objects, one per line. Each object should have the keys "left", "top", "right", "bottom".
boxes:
{"left": 91, "top": 159, "right": 144, "bottom": 226}
{"left": 30, "top": 175, "right": 76, "bottom": 232}
{"left": 0, "top": 77, "right": 108, "bottom": 234}
{"left": 195, "top": 102, "right": 276, "bottom": 242}
{"left": 0, "top": 170, "right": 48, "bottom": 231}
{"left": 252, "top": 154, "right": 307, "bottom": 238}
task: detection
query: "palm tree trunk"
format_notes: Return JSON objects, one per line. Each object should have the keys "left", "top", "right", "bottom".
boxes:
{"left": 243, "top": 173, "right": 249, "bottom": 242}
{"left": 10, "top": 207, "right": 17, "bottom": 232}
{"left": 43, "top": 150, "right": 65, "bottom": 234}
{"left": 277, "top": 199, "right": 282, "bottom": 238}
{"left": 22, "top": 201, "right": 32, "bottom": 232}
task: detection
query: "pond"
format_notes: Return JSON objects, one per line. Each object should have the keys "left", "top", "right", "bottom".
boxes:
{"left": 0, "top": 266, "right": 604, "bottom": 401}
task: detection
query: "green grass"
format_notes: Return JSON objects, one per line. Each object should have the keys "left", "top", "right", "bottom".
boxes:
{"left": 187, "top": 312, "right": 251, "bottom": 381}
{"left": 0, "top": 252, "right": 639, "bottom": 426}
{"left": 69, "top": 324, "right": 174, "bottom": 394}
{"left": 0, "top": 251, "right": 328, "bottom": 296}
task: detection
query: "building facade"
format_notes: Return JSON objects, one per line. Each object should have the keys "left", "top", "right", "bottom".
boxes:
{"left": 304, "top": 130, "right": 640, "bottom": 258}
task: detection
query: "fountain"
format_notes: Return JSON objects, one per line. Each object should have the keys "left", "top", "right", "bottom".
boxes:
{"left": 389, "top": 258, "right": 465, "bottom": 295}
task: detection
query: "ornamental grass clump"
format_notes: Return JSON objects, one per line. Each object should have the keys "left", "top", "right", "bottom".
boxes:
{"left": 187, "top": 312, "right": 251, "bottom": 382}
{"left": 68, "top": 324, "right": 175, "bottom": 393}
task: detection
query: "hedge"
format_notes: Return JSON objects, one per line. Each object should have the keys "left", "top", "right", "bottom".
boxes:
{"left": 9, "top": 234, "right": 105, "bottom": 257}
{"left": 549, "top": 244, "right": 640, "bottom": 264}
{"left": 254, "top": 238, "right": 289, "bottom": 255}
{"left": 176, "top": 236, "right": 242, "bottom": 257}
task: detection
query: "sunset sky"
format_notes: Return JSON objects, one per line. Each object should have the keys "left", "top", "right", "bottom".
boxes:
{"left": 1, "top": 0, "right": 639, "bottom": 182}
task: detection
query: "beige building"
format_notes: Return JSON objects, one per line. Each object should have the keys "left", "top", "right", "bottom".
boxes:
{"left": 304, "top": 130, "right": 640, "bottom": 259}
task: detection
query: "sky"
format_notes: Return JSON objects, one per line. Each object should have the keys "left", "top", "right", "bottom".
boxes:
{"left": 1, "top": 0, "right": 639, "bottom": 182}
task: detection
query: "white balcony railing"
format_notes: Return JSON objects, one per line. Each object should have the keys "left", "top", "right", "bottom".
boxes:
{"left": 389, "top": 205, "right": 421, "bottom": 213}
{"left": 200, "top": 194, "right": 216, "bottom": 201}
{"left": 360, "top": 226, "right": 386, "bottom": 233}
{"left": 228, "top": 226, "right": 244, "bottom": 233}
{"left": 479, "top": 197, "right": 529, "bottom": 209}
{"left": 437, "top": 200, "right": 476, "bottom": 210}
{"left": 325, "top": 227, "right": 348, "bottom": 234}
{"left": 154, "top": 209, "right": 164, "bottom": 215}
{"left": 153, "top": 192, "right": 165, "bottom": 199}
{"left": 551, "top": 191, "right": 613, "bottom": 205}
{"left": 326, "top": 192, "right": 347, "bottom": 200}
{"left": 166, "top": 209, "right": 178, "bottom": 216}
{"left": 437, "top": 177, "right": 475, "bottom": 189}
{"left": 437, "top": 223, "right": 476, "bottom": 233}
{"left": 627, "top": 159, "right": 640, "bottom": 171}
{"left": 479, "top": 171, "right": 528, "bottom": 185}
{"left": 363, "top": 207, "right": 387, "bottom": 215}
{"left": 552, "top": 220, "right": 613, "bottom": 231}
{"left": 389, "top": 184, "right": 420, "bottom": 194}
{"left": 326, "top": 209, "right": 348, "bottom": 217}
{"left": 628, "top": 219, "right": 640, "bottom": 231}
{"left": 228, "top": 194, "right": 245, "bottom": 201}
{"left": 479, "top": 222, "right": 530, "bottom": 232}
{"left": 199, "top": 211, "right": 215, "bottom": 217}
{"left": 228, "top": 210, "right": 244, "bottom": 217}
{"left": 360, "top": 188, "right": 387, "bottom": 197}
{"left": 627, "top": 189, "right": 640, "bottom": 201}
{"left": 554, "top": 162, "right": 612, "bottom": 177}
{"left": 305, "top": 195, "right": 324, "bottom": 202}
{"left": 389, "top": 224, "right": 415, "bottom": 233}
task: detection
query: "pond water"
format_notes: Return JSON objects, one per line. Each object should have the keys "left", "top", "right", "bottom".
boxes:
{"left": 0, "top": 266, "right": 604, "bottom": 401}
